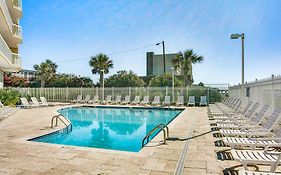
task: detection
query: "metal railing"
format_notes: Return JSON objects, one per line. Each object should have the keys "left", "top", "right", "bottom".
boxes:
{"left": 12, "top": 53, "right": 21, "bottom": 67}
{"left": 51, "top": 114, "right": 72, "bottom": 133}
{"left": 13, "top": 0, "right": 22, "bottom": 10}
{"left": 12, "top": 24, "right": 22, "bottom": 38}
{"left": 229, "top": 75, "right": 281, "bottom": 111}
{"left": 0, "top": 0, "right": 13, "bottom": 31}
{"left": 142, "top": 123, "right": 169, "bottom": 147}
{"left": 0, "top": 35, "right": 13, "bottom": 63}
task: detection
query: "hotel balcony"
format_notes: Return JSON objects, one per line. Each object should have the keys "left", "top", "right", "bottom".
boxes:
{"left": 12, "top": 23, "right": 22, "bottom": 39}
{"left": 0, "top": 0, "right": 23, "bottom": 47}
{"left": 0, "top": 35, "right": 21, "bottom": 72}
{"left": 6, "top": 0, "right": 22, "bottom": 18}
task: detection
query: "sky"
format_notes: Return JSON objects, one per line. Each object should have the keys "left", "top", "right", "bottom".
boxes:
{"left": 21, "top": 0, "right": 281, "bottom": 85}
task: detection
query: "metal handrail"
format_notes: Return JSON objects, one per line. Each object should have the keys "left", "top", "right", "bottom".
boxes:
{"left": 51, "top": 114, "right": 72, "bottom": 133}
{"left": 142, "top": 123, "right": 169, "bottom": 148}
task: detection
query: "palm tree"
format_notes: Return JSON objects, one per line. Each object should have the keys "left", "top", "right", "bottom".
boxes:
{"left": 172, "top": 49, "right": 204, "bottom": 86}
{"left": 33, "top": 59, "right": 58, "bottom": 87}
{"left": 89, "top": 53, "right": 113, "bottom": 86}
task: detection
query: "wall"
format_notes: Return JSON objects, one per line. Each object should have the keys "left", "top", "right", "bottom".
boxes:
{"left": 229, "top": 75, "right": 281, "bottom": 111}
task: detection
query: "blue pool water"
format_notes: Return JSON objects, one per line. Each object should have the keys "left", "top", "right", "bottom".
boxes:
{"left": 31, "top": 107, "right": 183, "bottom": 152}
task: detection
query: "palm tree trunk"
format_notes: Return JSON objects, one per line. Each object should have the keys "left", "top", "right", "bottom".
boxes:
{"left": 99, "top": 73, "right": 103, "bottom": 87}
{"left": 41, "top": 80, "right": 45, "bottom": 88}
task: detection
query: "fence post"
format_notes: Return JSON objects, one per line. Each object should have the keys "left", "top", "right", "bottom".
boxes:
{"left": 165, "top": 86, "right": 168, "bottom": 96}
{"left": 66, "top": 87, "right": 69, "bottom": 101}
{"left": 112, "top": 87, "right": 114, "bottom": 97}
{"left": 129, "top": 87, "right": 131, "bottom": 97}
{"left": 207, "top": 86, "right": 210, "bottom": 103}
{"left": 271, "top": 74, "right": 275, "bottom": 112}
{"left": 52, "top": 87, "right": 55, "bottom": 101}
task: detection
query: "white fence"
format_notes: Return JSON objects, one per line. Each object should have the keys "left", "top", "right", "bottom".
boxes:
{"left": 229, "top": 75, "right": 281, "bottom": 110}
{"left": 9, "top": 84, "right": 228, "bottom": 104}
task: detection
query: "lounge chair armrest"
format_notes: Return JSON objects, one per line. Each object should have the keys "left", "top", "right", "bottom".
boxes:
{"left": 248, "top": 130, "right": 273, "bottom": 137}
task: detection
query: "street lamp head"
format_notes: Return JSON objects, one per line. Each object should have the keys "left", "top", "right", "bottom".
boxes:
{"left": 230, "top": 34, "right": 241, "bottom": 39}
{"left": 156, "top": 42, "right": 160, "bottom": 46}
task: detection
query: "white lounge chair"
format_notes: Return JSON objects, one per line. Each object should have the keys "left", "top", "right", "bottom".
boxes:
{"left": 219, "top": 109, "right": 281, "bottom": 137}
{"left": 199, "top": 96, "right": 208, "bottom": 106}
{"left": 131, "top": 96, "right": 140, "bottom": 105}
{"left": 81, "top": 95, "right": 91, "bottom": 103}
{"left": 231, "top": 148, "right": 281, "bottom": 173}
{"left": 188, "top": 96, "right": 195, "bottom": 106}
{"left": 214, "top": 103, "right": 262, "bottom": 124}
{"left": 103, "top": 95, "right": 112, "bottom": 104}
{"left": 215, "top": 103, "right": 260, "bottom": 129}
{"left": 112, "top": 95, "right": 121, "bottom": 104}
{"left": 71, "top": 95, "right": 82, "bottom": 103}
{"left": 152, "top": 96, "right": 160, "bottom": 106}
{"left": 89, "top": 95, "right": 99, "bottom": 104}
{"left": 0, "top": 102, "right": 17, "bottom": 118}
{"left": 121, "top": 96, "right": 130, "bottom": 105}
{"left": 140, "top": 96, "right": 150, "bottom": 105}
{"left": 31, "top": 97, "right": 48, "bottom": 107}
{"left": 238, "top": 170, "right": 281, "bottom": 175}
{"left": 176, "top": 96, "right": 184, "bottom": 106}
{"left": 20, "top": 98, "right": 37, "bottom": 108}
{"left": 39, "top": 97, "right": 53, "bottom": 106}
{"left": 162, "top": 96, "right": 171, "bottom": 106}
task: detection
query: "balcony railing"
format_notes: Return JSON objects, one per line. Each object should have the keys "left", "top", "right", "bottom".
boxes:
{"left": 12, "top": 24, "right": 22, "bottom": 38}
{"left": 13, "top": 0, "right": 22, "bottom": 11}
{"left": 12, "top": 53, "right": 21, "bottom": 67}
{"left": 0, "top": 35, "right": 21, "bottom": 68}
{"left": 0, "top": 0, "right": 13, "bottom": 30}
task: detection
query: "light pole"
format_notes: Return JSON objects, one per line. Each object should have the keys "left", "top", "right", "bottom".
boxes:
{"left": 101, "top": 69, "right": 105, "bottom": 103}
{"left": 230, "top": 33, "right": 245, "bottom": 108}
{"left": 171, "top": 67, "right": 175, "bottom": 103}
{"left": 156, "top": 41, "right": 166, "bottom": 74}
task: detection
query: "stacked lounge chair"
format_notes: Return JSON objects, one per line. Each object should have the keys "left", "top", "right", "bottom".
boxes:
{"left": 140, "top": 96, "right": 150, "bottom": 105}
{"left": 151, "top": 96, "right": 160, "bottom": 106}
{"left": 208, "top": 97, "right": 281, "bottom": 174}
{"left": 162, "top": 96, "right": 171, "bottom": 106}
{"left": 188, "top": 96, "right": 195, "bottom": 106}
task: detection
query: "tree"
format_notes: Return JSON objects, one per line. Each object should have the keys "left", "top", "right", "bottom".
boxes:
{"left": 89, "top": 53, "right": 113, "bottom": 86}
{"left": 33, "top": 59, "right": 58, "bottom": 87}
{"left": 47, "top": 74, "right": 94, "bottom": 87}
{"left": 104, "top": 70, "right": 145, "bottom": 87}
{"left": 172, "top": 49, "right": 204, "bottom": 86}
{"left": 148, "top": 73, "right": 184, "bottom": 87}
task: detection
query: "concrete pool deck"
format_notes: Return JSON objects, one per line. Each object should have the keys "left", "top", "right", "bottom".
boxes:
{"left": 0, "top": 104, "right": 279, "bottom": 175}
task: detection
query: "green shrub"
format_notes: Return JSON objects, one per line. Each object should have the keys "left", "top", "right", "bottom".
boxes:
{"left": 0, "top": 89, "right": 21, "bottom": 106}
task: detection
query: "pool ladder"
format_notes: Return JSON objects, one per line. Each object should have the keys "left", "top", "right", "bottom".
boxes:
{"left": 142, "top": 123, "right": 169, "bottom": 148}
{"left": 51, "top": 114, "right": 72, "bottom": 133}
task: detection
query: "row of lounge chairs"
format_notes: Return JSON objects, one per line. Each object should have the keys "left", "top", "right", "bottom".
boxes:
{"left": 71, "top": 95, "right": 208, "bottom": 106}
{"left": 20, "top": 97, "right": 51, "bottom": 108}
{"left": 208, "top": 97, "right": 281, "bottom": 175}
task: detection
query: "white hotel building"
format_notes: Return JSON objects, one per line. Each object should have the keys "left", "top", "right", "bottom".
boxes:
{"left": 0, "top": 0, "right": 22, "bottom": 88}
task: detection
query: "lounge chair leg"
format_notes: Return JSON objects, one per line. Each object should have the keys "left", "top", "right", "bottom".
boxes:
{"left": 241, "top": 162, "right": 249, "bottom": 170}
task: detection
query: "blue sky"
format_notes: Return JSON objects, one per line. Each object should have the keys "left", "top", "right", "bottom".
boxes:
{"left": 21, "top": 0, "right": 281, "bottom": 85}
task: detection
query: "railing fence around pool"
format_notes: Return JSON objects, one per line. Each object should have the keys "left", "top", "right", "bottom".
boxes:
{"left": 9, "top": 84, "right": 229, "bottom": 104}
{"left": 229, "top": 75, "right": 281, "bottom": 111}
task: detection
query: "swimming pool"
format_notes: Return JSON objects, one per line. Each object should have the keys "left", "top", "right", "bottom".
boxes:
{"left": 31, "top": 106, "right": 183, "bottom": 152}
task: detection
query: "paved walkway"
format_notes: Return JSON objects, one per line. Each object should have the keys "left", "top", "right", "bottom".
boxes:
{"left": 0, "top": 105, "right": 276, "bottom": 175}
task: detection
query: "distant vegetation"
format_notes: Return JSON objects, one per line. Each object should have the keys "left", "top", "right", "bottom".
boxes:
{"left": 148, "top": 73, "right": 184, "bottom": 87}
{"left": 104, "top": 70, "right": 145, "bottom": 87}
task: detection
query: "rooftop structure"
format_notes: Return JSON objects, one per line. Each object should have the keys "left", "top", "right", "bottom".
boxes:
{"left": 0, "top": 0, "right": 23, "bottom": 88}
{"left": 11, "top": 69, "right": 36, "bottom": 79}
